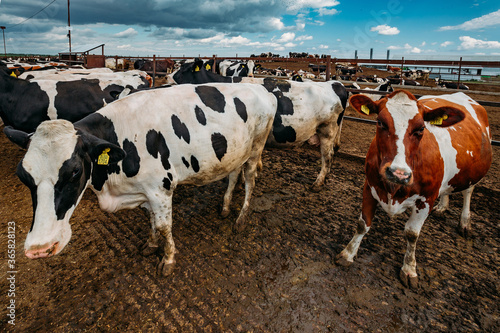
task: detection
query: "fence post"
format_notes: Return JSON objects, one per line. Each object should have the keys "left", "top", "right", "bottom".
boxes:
{"left": 325, "top": 55, "right": 331, "bottom": 81}
{"left": 114, "top": 55, "right": 118, "bottom": 70}
{"left": 212, "top": 54, "right": 216, "bottom": 73}
{"left": 152, "top": 54, "right": 156, "bottom": 87}
{"left": 400, "top": 57, "right": 405, "bottom": 84}
{"left": 457, "top": 56, "right": 462, "bottom": 89}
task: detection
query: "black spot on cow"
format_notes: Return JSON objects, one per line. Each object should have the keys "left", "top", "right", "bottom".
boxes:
{"left": 145, "top": 129, "right": 171, "bottom": 170}
{"left": 0, "top": 71, "right": 51, "bottom": 133}
{"left": 232, "top": 77, "right": 242, "bottom": 83}
{"left": 171, "top": 114, "right": 190, "bottom": 143}
{"left": 103, "top": 83, "right": 126, "bottom": 100}
{"left": 122, "top": 139, "right": 140, "bottom": 177}
{"left": 54, "top": 151, "right": 90, "bottom": 220}
{"left": 194, "top": 105, "right": 207, "bottom": 125}
{"left": 271, "top": 91, "right": 296, "bottom": 144}
{"left": 16, "top": 162, "right": 38, "bottom": 232}
{"left": 275, "top": 80, "right": 292, "bottom": 93}
{"left": 54, "top": 80, "right": 111, "bottom": 123}
{"left": 211, "top": 133, "right": 227, "bottom": 161}
{"left": 262, "top": 77, "right": 278, "bottom": 92}
{"left": 191, "top": 155, "right": 200, "bottom": 172}
{"left": 163, "top": 177, "right": 171, "bottom": 191}
{"left": 182, "top": 157, "right": 190, "bottom": 168}
{"left": 234, "top": 97, "right": 248, "bottom": 122}
{"left": 195, "top": 86, "right": 226, "bottom": 113}
{"left": 331, "top": 82, "right": 348, "bottom": 126}
{"left": 331, "top": 82, "right": 348, "bottom": 110}
{"left": 167, "top": 172, "right": 173, "bottom": 181}
{"left": 25, "top": 74, "right": 34, "bottom": 80}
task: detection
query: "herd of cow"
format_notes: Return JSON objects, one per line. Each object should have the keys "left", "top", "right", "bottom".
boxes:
{"left": 0, "top": 58, "right": 492, "bottom": 289}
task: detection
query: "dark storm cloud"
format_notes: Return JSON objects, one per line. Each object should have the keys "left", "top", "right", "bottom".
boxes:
{"left": 2, "top": 0, "right": 289, "bottom": 34}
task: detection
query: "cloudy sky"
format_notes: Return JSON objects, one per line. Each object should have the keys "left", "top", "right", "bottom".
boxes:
{"left": 0, "top": 0, "right": 499, "bottom": 59}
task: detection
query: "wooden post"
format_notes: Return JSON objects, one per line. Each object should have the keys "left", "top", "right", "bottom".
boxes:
{"left": 457, "top": 56, "right": 462, "bottom": 89}
{"left": 325, "top": 55, "right": 331, "bottom": 81}
{"left": 152, "top": 54, "right": 156, "bottom": 87}
{"left": 115, "top": 55, "right": 118, "bottom": 70}
{"left": 212, "top": 54, "right": 216, "bottom": 73}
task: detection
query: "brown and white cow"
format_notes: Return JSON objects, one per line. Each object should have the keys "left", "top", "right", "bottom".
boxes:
{"left": 336, "top": 90, "right": 492, "bottom": 288}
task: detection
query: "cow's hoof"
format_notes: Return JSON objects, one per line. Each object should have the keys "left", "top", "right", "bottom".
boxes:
{"left": 335, "top": 254, "right": 353, "bottom": 267}
{"left": 400, "top": 270, "right": 418, "bottom": 289}
{"left": 158, "top": 257, "right": 176, "bottom": 276}
{"left": 310, "top": 184, "right": 323, "bottom": 193}
{"left": 457, "top": 225, "right": 470, "bottom": 239}
{"left": 220, "top": 208, "right": 230, "bottom": 218}
{"left": 141, "top": 242, "right": 159, "bottom": 256}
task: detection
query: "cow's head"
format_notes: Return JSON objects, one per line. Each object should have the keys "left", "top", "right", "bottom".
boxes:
{"left": 5, "top": 120, "right": 125, "bottom": 259}
{"left": 167, "top": 58, "right": 205, "bottom": 84}
{"left": 350, "top": 90, "right": 465, "bottom": 186}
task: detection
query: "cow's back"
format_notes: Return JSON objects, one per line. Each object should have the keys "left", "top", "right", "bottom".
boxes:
{"left": 419, "top": 93, "right": 492, "bottom": 194}
{"left": 85, "top": 83, "right": 276, "bottom": 187}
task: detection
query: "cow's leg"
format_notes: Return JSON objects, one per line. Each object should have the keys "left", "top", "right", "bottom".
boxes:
{"left": 140, "top": 203, "right": 159, "bottom": 256}
{"left": 458, "top": 186, "right": 474, "bottom": 238}
{"left": 221, "top": 168, "right": 241, "bottom": 218}
{"left": 311, "top": 122, "right": 336, "bottom": 192}
{"left": 149, "top": 191, "right": 176, "bottom": 276}
{"left": 433, "top": 194, "right": 449, "bottom": 214}
{"left": 400, "top": 202, "right": 431, "bottom": 289}
{"left": 333, "top": 117, "right": 344, "bottom": 153}
{"left": 233, "top": 162, "right": 257, "bottom": 231}
{"left": 336, "top": 181, "right": 377, "bottom": 266}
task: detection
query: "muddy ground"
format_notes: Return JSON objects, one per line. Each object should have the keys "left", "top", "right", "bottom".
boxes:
{"left": 0, "top": 80, "right": 499, "bottom": 332}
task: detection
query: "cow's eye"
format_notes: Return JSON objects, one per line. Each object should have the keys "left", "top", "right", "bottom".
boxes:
{"left": 377, "top": 119, "right": 387, "bottom": 130}
{"left": 413, "top": 126, "right": 425, "bottom": 137}
{"left": 70, "top": 168, "right": 81, "bottom": 181}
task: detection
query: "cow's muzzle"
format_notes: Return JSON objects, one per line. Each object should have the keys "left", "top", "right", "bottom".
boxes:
{"left": 25, "top": 242, "right": 60, "bottom": 259}
{"left": 385, "top": 167, "right": 412, "bottom": 185}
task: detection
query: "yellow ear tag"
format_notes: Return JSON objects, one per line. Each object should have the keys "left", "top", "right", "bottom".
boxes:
{"left": 194, "top": 66, "right": 200, "bottom": 72}
{"left": 10, "top": 72, "right": 17, "bottom": 78}
{"left": 205, "top": 64, "right": 211, "bottom": 70}
{"left": 97, "top": 148, "right": 111, "bottom": 165}
{"left": 361, "top": 105, "right": 370, "bottom": 115}
{"left": 430, "top": 117, "right": 443, "bottom": 125}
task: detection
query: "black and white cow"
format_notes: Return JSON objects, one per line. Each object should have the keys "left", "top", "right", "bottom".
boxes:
{"left": 0, "top": 68, "right": 151, "bottom": 133}
{"left": 219, "top": 60, "right": 255, "bottom": 77}
{"left": 166, "top": 59, "right": 348, "bottom": 191}
{"left": 437, "top": 79, "right": 469, "bottom": 90}
{"left": 5, "top": 83, "right": 276, "bottom": 276}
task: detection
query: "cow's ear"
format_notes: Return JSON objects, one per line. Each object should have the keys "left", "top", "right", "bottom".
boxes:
{"left": 192, "top": 58, "right": 204, "bottom": 73}
{"left": 349, "top": 94, "right": 379, "bottom": 116}
{"left": 80, "top": 132, "right": 126, "bottom": 165}
{"left": 423, "top": 106, "right": 466, "bottom": 127}
{"left": 3, "top": 126, "right": 32, "bottom": 148}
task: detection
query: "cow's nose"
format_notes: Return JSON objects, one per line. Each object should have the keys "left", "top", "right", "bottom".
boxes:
{"left": 385, "top": 167, "right": 412, "bottom": 185}
{"left": 25, "top": 242, "right": 60, "bottom": 259}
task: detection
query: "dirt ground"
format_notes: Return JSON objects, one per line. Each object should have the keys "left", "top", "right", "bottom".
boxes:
{"left": 0, "top": 73, "right": 499, "bottom": 332}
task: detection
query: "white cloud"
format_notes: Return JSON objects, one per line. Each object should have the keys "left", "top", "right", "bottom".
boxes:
{"left": 117, "top": 44, "right": 131, "bottom": 49}
{"left": 459, "top": 36, "right": 500, "bottom": 50}
{"left": 319, "top": 45, "right": 329, "bottom": 49}
{"left": 317, "top": 7, "right": 340, "bottom": 16}
{"left": 388, "top": 43, "right": 422, "bottom": 53}
{"left": 370, "top": 24, "right": 400, "bottom": 36}
{"left": 441, "top": 41, "right": 453, "bottom": 47}
{"left": 268, "top": 17, "right": 285, "bottom": 30}
{"left": 278, "top": 32, "right": 296, "bottom": 43}
{"left": 114, "top": 28, "right": 138, "bottom": 38}
{"left": 439, "top": 9, "right": 500, "bottom": 31}
{"left": 286, "top": 0, "right": 340, "bottom": 13}
{"left": 296, "top": 35, "right": 313, "bottom": 41}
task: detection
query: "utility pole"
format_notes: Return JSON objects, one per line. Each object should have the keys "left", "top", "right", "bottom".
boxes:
{"left": 67, "top": 0, "right": 71, "bottom": 53}
{"left": 0, "top": 26, "right": 6, "bottom": 57}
